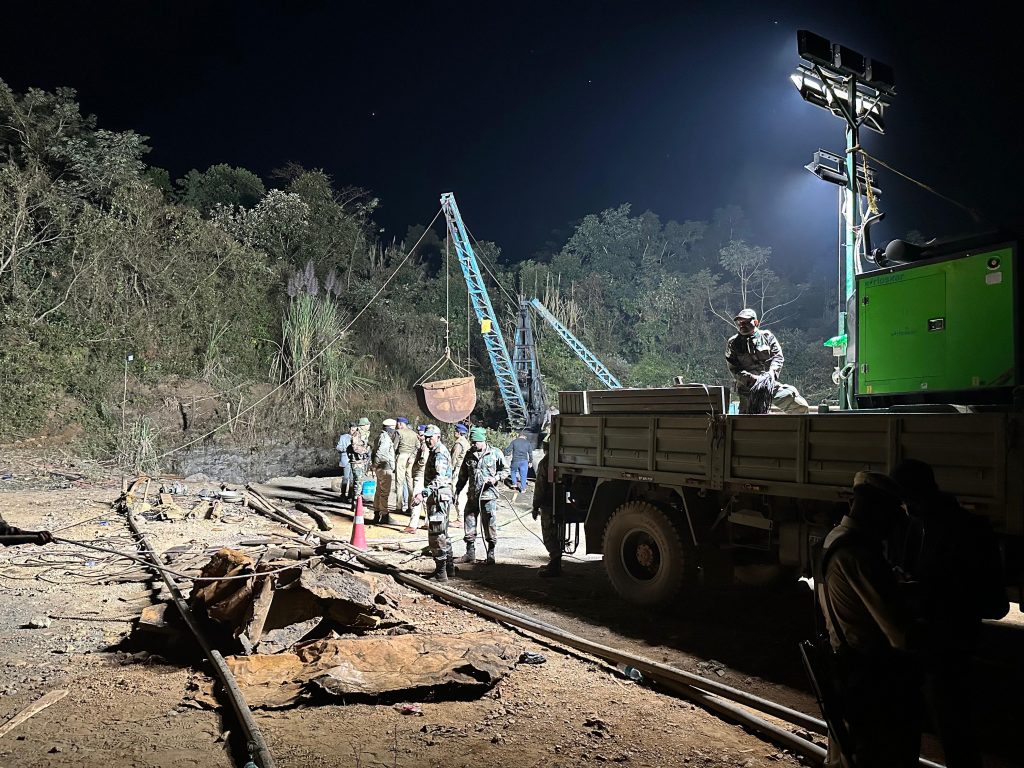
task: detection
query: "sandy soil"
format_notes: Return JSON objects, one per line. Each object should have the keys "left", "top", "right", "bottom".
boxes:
{"left": 1, "top": 450, "right": 1020, "bottom": 768}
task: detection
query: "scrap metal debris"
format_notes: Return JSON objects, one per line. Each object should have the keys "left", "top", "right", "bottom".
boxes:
{"left": 222, "top": 631, "right": 521, "bottom": 708}
{"left": 188, "top": 549, "right": 408, "bottom": 654}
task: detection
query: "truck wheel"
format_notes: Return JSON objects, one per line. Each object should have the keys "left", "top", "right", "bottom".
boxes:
{"left": 603, "top": 501, "right": 686, "bottom": 606}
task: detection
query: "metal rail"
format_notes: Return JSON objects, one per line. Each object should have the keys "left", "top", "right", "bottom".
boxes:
{"left": 121, "top": 490, "right": 277, "bottom": 768}
{"left": 242, "top": 487, "right": 946, "bottom": 768}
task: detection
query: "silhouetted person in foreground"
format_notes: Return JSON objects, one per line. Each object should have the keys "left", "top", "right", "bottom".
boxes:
{"left": 818, "top": 471, "right": 922, "bottom": 768}
{"left": 532, "top": 439, "right": 561, "bottom": 577}
{"left": 892, "top": 459, "right": 1008, "bottom": 768}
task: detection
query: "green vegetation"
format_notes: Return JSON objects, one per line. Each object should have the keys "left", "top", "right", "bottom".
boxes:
{"left": 0, "top": 79, "right": 836, "bottom": 464}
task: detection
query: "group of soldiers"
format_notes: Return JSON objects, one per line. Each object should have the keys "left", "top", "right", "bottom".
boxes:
{"left": 335, "top": 416, "right": 513, "bottom": 581}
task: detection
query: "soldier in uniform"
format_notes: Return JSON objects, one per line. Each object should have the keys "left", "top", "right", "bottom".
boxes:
{"left": 348, "top": 416, "right": 372, "bottom": 503}
{"left": 414, "top": 424, "right": 455, "bottom": 581}
{"left": 532, "top": 437, "right": 562, "bottom": 576}
{"left": 818, "top": 471, "right": 922, "bottom": 767}
{"left": 725, "top": 308, "right": 809, "bottom": 414}
{"left": 449, "top": 423, "right": 471, "bottom": 528}
{"left": 455, "top": 426, "right": 509, "bottom": 564}
{"left": 394, "top": 417, "right": 418, "bottom": 513}
{"left": 404, "top": 425, "right": 431, "bottom": 533}
{"left": 372, "top": 418, "right": 398, "bottom": 524}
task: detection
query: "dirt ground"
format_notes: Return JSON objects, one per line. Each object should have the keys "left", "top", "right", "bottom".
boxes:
{"left": 1, "top": 449, "right": 1021, "bottom": 768}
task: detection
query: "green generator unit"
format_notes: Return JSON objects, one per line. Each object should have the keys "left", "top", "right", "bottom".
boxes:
{"left": 855, "top": 234, "right": 1021, "bottom": 408}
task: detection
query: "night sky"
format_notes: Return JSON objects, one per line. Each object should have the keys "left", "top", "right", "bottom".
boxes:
{"left": 3, "top": 1, "right": 1018, "bottom": 274}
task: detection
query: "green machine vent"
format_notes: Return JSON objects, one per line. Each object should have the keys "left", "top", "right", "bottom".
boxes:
{"left": 855, "top": 236, "right": 1020, "bottom": 407}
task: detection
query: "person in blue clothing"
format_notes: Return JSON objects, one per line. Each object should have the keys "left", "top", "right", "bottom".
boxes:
{"left": 335, "top": 421, "right": 356, "bottom": 500}
{"left": 504, "top": 431, "right": 532, "bottom": 495}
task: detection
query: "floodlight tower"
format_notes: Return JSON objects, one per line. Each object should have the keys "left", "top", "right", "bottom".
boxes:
{"left": 792, "top": 30, "right": 895, "bottom": 409}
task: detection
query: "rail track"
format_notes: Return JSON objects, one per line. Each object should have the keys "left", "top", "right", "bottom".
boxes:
{"left": 113, "top": 482, "right": 949, "bottom": 768}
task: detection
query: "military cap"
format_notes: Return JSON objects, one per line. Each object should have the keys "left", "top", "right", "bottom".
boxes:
{"left": 357, "top": 417, "right": 370, "bottom": 426}
{"left": 422, "top": 425, "right": 442, "bottom": 437}
{"left": 455, "top": 423, "right": 468, "bottom": 434}
{"left": 382, "top": 418, "right": 397, "bottom": 428}
{"left": 734, "top": 308, "right": 758, "bottom": 321}
{"left": 853, "top": 471, "right": 904, "bottom": 502}
{"left": 396, "top": 416, "right": 409, "bottom": 425}
{"left": 469, "top": 426, "right": 487, "bottom": 442}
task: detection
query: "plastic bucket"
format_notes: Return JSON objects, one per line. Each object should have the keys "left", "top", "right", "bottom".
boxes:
{"left": 360, "top": 478, "right": 377, "bottom": 501}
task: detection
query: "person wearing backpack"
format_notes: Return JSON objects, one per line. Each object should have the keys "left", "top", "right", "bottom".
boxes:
{"left": 892, "top": 459, "right": 1008, "bottom": 768}
{"left": 817, "top": 470, "right": 923, "bottom": 767}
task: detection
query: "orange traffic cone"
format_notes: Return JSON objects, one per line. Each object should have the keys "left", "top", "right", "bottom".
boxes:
{"left": 350, "top": 492, "right": 367, "bottom": 550}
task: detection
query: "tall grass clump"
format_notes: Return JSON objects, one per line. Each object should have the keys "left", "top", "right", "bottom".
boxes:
{"left": 274, "top": 262, "right": 371, "bottom": 431}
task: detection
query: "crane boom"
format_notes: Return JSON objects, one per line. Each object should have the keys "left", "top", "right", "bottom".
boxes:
{"left": 440, "top": 192, "right": 528, "bottom": 427}
{"left": 529, "top": 298, "right": 623, "bottom": 389}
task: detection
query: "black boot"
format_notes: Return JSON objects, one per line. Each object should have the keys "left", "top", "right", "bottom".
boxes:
{"left": 484, "top": 544, "right": 496, "bottom": 565}
{"left": 446, "top": 553, "right": 457, "bottom": 577}
{"left": 456, "top": 543, "right": 476, "bottom": 564}
{"left": 426, "top": 557, "right": 448, "bottom": 582}
{"left": 539, "top": 559, "right": 561, "bottom": 577}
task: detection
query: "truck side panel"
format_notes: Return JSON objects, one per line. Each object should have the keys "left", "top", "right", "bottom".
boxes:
{"left": 556, "top": 414, "right": 713, "bottom": 485}
{"left": 555, "top": 412, "right": 1022, "bottom": 535}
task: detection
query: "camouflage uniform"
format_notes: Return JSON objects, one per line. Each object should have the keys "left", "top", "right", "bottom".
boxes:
{"left": 456, "top": 443, "right": 509, "bottom": 563}
{"left": 347, "top": 429, "right": 372, "bottom": 503}
{"left": 449, "top": 433, "right": 471, "bottom": 524}
{"left": 422, "top": 441, "right": 455, "bottom": 575}
{"left": 725, "top": 327, "right": 808, "bottom": 414}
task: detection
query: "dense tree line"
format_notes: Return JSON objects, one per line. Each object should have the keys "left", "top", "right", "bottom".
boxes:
{"left": 0, "top": 80, "right": 834, "bottom": 460}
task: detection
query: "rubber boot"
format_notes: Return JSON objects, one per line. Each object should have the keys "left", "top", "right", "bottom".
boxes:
{"left": 446, "top": 553, "right": 457, "bottom": 577}
{"left": 426, "top": 557, "right": 448, "bottom": 582}
{"left": 456, "top": 543, "right": 476, "bottom": 564}
{"left": 484, "top": 543, "right": 496, "bottom": 565}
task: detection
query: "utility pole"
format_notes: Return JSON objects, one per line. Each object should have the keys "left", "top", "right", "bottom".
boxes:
{"left": 793, "top": 30, "right": 894, "bottom": 409}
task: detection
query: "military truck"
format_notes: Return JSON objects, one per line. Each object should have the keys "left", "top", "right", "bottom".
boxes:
{"left": 548, "top": 234, "right": 1023, "bottom": 607}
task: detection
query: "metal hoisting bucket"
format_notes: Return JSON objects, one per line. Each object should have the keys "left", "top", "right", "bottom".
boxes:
{"left": 416, "top": 376, "right": 477, "bottom": 423}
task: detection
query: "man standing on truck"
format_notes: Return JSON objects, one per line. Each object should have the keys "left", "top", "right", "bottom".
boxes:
{"left": 817, "top": 471, "right": 922, "bottom": 767}
{"left": 455, "top": 426, "right": 508, "bottom": 565}
{"left": 725, "top": 308, "right": 809, "bottom": 414}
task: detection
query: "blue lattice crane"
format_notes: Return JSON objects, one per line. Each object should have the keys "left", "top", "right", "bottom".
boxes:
{"left": 440, "top": 192, "right": 529, "bottom": 428}
{"left": 529, "top": 298, "right": 623, "bottom": 389}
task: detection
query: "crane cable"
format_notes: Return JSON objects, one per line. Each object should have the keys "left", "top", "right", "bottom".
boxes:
{"left": 414, "top": 229, "right": 472, "bottom": 386}
{"left": 152, "top": 207, "right": 444, "bottom": 463}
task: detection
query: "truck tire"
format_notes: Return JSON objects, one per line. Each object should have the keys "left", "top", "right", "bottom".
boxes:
{"left": 602, "top": 500, "right": 686, "bottom": 606}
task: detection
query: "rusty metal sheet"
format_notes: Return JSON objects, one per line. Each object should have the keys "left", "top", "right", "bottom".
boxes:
{"left": 190, "top": 551, "right": 409, "bottom": 653}
{"left": 416, "top": 376, "right": 476, "bottom": 423}
{"left": 224, "top": 631, "right": 520, "bottom": 708}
